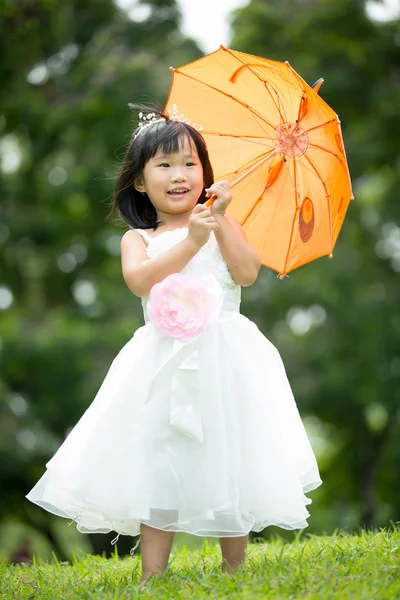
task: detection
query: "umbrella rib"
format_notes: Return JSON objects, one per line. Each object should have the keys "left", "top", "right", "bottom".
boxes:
{"left": 240, "top": 156, "right": 299, "bottom": 277}
{"left": 276, "top": 154, "right": 313, "bottom": 207}
{"left": 241, "top": 64, "right": 288, "bottom": 124}
{"left": 308, "top": 143, "right": 354, "bottom": 198}
{"left": 230, "top": 149, "right": 325, "bottom": 200}
{"left": 308, "top": 143, "right": 349, "bottom": 172}
{"left": 224, "top": 47, "right": 288, "bottom": 123}
{"left": 294, "top": 155, "right": 328, "bottom": 183}
{"left": 204, "top": 131, "right": 276, "bottom": 150}
{"left": 280, "top": 158, "right": 303, "bottom": 276}
{"left": 234, "top": 151, "right": 316, "bottom": 226}
{"left": 306, "top": 119, "right": 337, "bottom": 134}
{"left": 175, "top": 71, "right": 277, "bottom": 133}
{"left": 292, "top": 158, "right": 301, "bottom": 209}
{"left": 284, "top": 61, "right": 316, "bottom": 99}
{"left": 261, "top": 77, "right": 288, "bottom": 124}
{"left": 204, "top": 132, "right": 272, "bottom": 140}
{"left": 277, "top": 156, "right": 303, "bottom": 206}
{"left": 231, "top": 148, "right": 277, "bottom": 186}
{"left": 238, "top": 151, "right": 293, "bottom": 226}
{"left": 247, "top": 104, "right": 280, "bottom": 143}
{"left": 229, "top": 152, "right": 279, "bottom": 224}
{"left": 304, "top": 154, "right": 333, "bottom": 255}
{"left": 216, "top": 52, "right": 284, "bottom": 141}
{"left": 205, "top": 145, "right": 278, "bottom": 184}
{"left": 282, "top": 209, "right": 300, "bottom": 278}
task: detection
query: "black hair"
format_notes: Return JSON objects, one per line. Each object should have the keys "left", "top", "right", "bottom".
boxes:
{"left": 109, "top": 106, "right": 214, "bottom": 230}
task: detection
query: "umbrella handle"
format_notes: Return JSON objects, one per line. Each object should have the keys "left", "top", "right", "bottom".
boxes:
{"left": 205, "top": 194, "right": 216, "bottom": 207}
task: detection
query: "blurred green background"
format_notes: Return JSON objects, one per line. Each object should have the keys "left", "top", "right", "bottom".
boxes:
{"left": 0, "top": 0, "right": 399, "bottom": 563}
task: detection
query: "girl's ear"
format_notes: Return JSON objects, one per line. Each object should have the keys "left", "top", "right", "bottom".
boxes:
{"left": 133, "top": 176, "right": 146, "bottom": 193}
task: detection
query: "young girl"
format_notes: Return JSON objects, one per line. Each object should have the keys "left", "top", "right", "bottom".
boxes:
{"left": 26, "top": 108, "right": 322, "bottom": 587}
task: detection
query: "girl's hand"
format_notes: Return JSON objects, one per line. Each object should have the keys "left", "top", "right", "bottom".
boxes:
{"left": 187, "top": 204, "right": 218, "bottom": 248}
{"left": 205, "top": 181, "right": 232, "bottom": 216}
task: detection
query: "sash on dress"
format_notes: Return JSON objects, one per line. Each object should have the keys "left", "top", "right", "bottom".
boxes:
{"left": 145, "top": 274, "right": 236, "bottom": 443}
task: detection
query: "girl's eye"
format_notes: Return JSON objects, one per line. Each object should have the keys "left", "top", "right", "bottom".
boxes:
{"left": 158, "top": 163, "right": 170, "bottom": 167}
{"left": 186, "top": 162, "right": 196, "bottom": 167}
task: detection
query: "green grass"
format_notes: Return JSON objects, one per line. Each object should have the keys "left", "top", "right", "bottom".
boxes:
{"left": 1, "top": 526, "right": 399, "bottom": 599}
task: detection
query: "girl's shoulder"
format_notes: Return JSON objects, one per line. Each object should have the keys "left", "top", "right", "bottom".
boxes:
{"left": 121, "top": 228, "right": 149, "bottom": 253}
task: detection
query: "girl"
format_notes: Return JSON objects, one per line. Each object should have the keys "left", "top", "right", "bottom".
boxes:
{"left": 26, "top": 108, "right": 322, "bottom": 587}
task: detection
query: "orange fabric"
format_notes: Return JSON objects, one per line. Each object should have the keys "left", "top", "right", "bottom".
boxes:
{"left": 164, "top": 46, "right": 353, "bottom": 277}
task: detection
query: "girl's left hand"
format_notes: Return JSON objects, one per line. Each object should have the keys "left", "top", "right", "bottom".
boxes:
{"left": 205, "top": 181, "right": 232, "bottom": 216}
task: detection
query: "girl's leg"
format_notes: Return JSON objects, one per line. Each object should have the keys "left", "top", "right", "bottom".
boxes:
{"left": 139, "top": 522, "right": 175, "bottom": 584}
{"left": 219, "top": 534, "right": 249, "bottom": 574}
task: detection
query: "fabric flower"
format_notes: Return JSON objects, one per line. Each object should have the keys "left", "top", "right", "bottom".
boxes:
{"left": 147, "top": 273, "right": 222, "bottom": 342}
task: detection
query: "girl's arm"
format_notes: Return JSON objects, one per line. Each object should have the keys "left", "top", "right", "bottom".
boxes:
{"left": 213, "top": 213, "right": 261, "bottom": 286}
{"left": 121, "top": 231, "right": 201, "bottom": 297}
{"left": 206, "top": 181, "right": 261, "bottom": 287}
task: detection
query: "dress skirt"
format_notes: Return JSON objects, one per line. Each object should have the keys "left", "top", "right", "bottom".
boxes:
{"left": 26, "top": 310, "right": 322, "bottom": 538}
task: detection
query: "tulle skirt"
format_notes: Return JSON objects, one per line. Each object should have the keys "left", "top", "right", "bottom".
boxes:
{"left": 26, "top": 313, "right": 322, "bottom": 538}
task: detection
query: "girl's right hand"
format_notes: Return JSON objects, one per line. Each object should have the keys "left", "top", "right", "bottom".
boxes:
{"left": 187, "top": 204, "right": 218, "bottom": 248}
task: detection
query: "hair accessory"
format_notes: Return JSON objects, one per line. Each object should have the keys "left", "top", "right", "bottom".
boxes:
{"left": 129, "top": 103, "right": 203, "bottom": 140}
{"left": 127, "top": 104, "right": 165, "bottom": 140}
{"left": 135, "top": 111, "right": 166, "bottom": 138}
{"left": 166, "top": 104, "right": 203, "bottom": 131}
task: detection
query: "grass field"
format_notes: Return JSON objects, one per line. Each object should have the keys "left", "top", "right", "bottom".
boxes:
{"left": 1, "top": 526, "right": 399, "bottom": 599}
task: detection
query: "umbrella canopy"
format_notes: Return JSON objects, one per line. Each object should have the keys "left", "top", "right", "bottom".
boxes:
{"left": 165, "top": 46, "right": 353, "bottom": 278}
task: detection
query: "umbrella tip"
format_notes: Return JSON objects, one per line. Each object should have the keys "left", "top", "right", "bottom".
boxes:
{"left": 329, "top": 253, "right": 333, "bottom": 259}
{"left": 350, "top": 195, "right": 355, "bottom": 200}
{"left": 285, "top": 61, "right": 290, "bottom": 65}
{"left": 220, "top": 44, "right": 226, "bottom": 49}
{"left": 169, "top": 66, "right": 174, "bottom": 71}
{"left": 312, "top": 78, "right": 324, "bottom": 94}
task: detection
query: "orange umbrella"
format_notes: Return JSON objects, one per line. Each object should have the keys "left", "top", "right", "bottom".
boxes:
{"left": 165, "top": 46, "right": 353, "bottom": 278}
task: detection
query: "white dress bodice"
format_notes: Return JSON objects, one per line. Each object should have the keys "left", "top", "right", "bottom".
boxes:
{"left": 135, "top": 227, "right": 241, "bottom": 323}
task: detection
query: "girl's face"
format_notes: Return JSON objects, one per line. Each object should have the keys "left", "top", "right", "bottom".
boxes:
{"left": 134, "top": 136, "right": 204, "bottom": 221}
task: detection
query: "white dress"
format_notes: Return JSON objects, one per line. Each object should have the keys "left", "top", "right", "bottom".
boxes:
{"left": 26, "top": 226, "right": 322, "bottom": 538}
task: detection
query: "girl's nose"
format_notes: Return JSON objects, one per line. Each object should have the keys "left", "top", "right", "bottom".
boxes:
{"left": 171, "top": 169, "right": 186, "bottom": 182}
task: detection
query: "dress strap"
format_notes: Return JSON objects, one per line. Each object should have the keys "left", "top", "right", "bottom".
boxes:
{"left": 135, "top": 229, "right": 153, "bottom": 244}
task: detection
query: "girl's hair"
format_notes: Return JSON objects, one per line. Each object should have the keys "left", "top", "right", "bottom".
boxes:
{"left": 109, "top": 105, "right": 214, "bottom": 230}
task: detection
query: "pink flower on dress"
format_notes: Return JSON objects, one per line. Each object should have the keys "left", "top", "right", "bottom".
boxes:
{"left": 147, "top": 273, "right": 222, "bottom": 342}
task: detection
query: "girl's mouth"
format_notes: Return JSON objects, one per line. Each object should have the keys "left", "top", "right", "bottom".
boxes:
{"left": 168, "top": 189, "right": 189, "bottom": 197}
